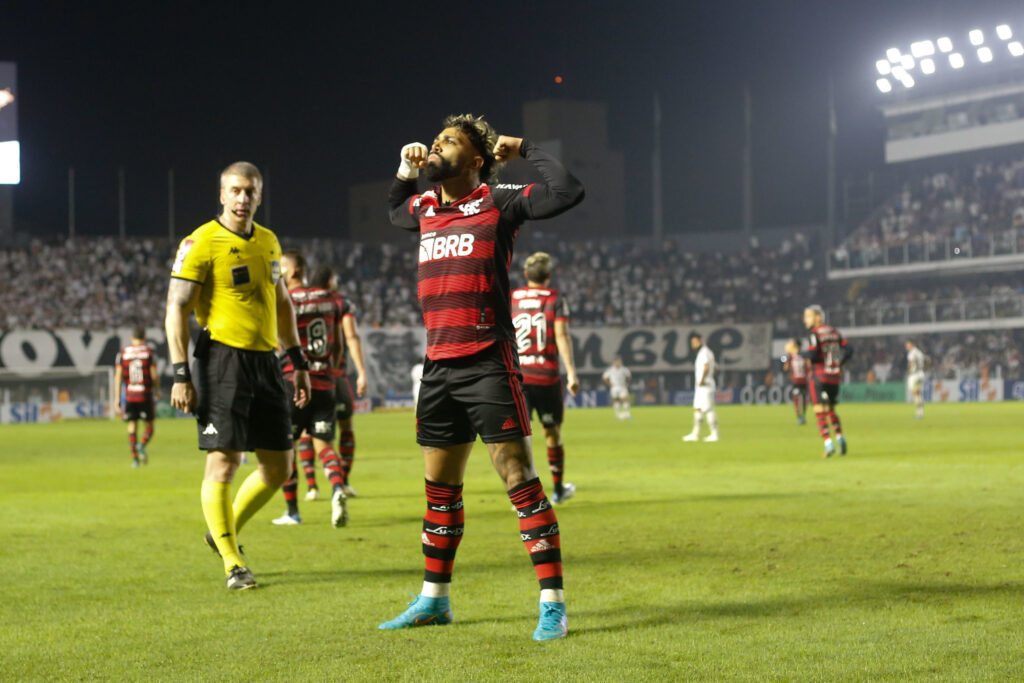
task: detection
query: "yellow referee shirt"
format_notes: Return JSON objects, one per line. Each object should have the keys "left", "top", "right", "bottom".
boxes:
{"left": 171, "top": 220, "right": 282, "bottom": 352}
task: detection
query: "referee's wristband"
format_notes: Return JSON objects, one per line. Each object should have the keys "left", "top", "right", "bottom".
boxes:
{"left": 172, "top": 362, "right": 192, "bottom": 383}
{"left": 286, "top": 346, "right": 310, "bottom": 371}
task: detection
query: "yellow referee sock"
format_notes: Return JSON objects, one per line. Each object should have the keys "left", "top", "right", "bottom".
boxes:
{"left": 200, "top": 480, "right": 244, "bottom": 574}
{"left": 233, "top": 470, "right": 278, "bottom": 533}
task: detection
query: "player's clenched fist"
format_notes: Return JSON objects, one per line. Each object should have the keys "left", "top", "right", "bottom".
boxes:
{"left": 492, "top": 135, "right": 523, "bottom": 162}
{"left": 397, "top": 142, "right": 428, "bottom": 180}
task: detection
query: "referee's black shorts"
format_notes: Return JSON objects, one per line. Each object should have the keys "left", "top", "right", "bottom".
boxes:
{"left": 522, "top": 381, "right": 565, "bottom": 428}
{"left": 416, "top": 341, "right": 532, "bottom": 447}
{"left": 194, "top": 341, "right": 293, "bottom": 452}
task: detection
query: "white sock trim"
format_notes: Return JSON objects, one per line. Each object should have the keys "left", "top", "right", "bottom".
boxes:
{"left": 540, "top": 588, "right": 564, "bottom": 603}
{"left": 421, "top": 581, "right": 450, "bottom": 598}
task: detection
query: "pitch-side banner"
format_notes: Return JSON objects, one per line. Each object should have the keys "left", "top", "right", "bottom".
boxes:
{"left": 570, "top": 323, "right": 772, "bottom": 373}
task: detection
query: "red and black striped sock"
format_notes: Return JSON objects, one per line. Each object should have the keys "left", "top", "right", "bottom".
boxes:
{"left": 319, "top": 446, "right": 345, "bottom": 491}
{"left": 422, "top": 480, "right": 464, "bottom": 585}
{"left": 298, "top": 436, "right": 317, "bottom": 490}
{"left": 828, "top": 410, "right": 842, "bottom": 436}
{"left": 142, "top": 423, "right": 154, "bottom": 446}
{"left": 546, "top": 446, "right": 565, "bottom": 496}
{"left": 283, "top": 463, "right": 299, "bottom": 516}
{"left": 793, "top": 393, "right": 802, "bottom": 415}
{"left": 128, "top": 433, "right": 138, "bottom": 459}
{"left": 338, "top": 429, "right": 355, "bottom": 484}
{"left": 508, "top": 478, "right": 562, "bottom": 591}
{"left": 816, "top": 413, "right": 831, "bottom": 441}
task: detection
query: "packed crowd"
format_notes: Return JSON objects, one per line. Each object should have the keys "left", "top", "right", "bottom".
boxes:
{"left": 832, "top": 156, "right": 1024, "bottom": 269}
{"left": 2, "top": 235, "right": 1021, "bottom": 384}
{"left": 0, "top": 237, "right": 169, "bottom": 330}
{"left": 828, "top": 276, "right": 1024, "bottom": 327}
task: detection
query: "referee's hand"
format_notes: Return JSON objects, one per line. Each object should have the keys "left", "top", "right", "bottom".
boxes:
{"left": 171, "top": 381, "right": 196, "bottom": 414}
{"left": 293, "top": 370, "right": 311, "bottom": 409}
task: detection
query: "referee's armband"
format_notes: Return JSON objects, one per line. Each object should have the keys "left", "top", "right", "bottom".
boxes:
{"left": 286, "top": 346, "right": 310, "bottom": 371}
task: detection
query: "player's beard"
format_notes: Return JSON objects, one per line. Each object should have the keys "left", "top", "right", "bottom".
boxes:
{"left": 423, "top": 156, "right": 459, "bottom": 182}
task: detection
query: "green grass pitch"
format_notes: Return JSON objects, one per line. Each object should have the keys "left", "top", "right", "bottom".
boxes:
{"left": 2, "top": 402, "right": 1023, "bottom": 681}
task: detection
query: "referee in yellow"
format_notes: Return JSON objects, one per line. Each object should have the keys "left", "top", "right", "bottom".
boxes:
{"left": 166, "top": 161, "right": 311, "bottom": 590}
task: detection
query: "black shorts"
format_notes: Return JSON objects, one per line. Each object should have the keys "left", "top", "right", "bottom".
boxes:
{"left": 523, "top": 382, "right": 564, "bottom": 428}
{"left": 289, "top": 384, "right": 336, "bottom": 442}
{"left": 790, "top": 383, "right": 808, "bottom": 400}
{"left": 123, "top": 399, "right": 154, "bottom": 422}
{"left": 808, "top": 378, "right": 840, "bottom": 406}
{"left": 334, "top": 374, "right": 355, "bottom": 421}
{"left": 416, "top": 341, "right": 532, "bottom": 447}
{"left": 194, "top": 341, "right": 293, "bottom": 452}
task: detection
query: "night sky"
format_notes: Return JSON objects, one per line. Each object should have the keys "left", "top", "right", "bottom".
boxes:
{"left": 2, "top": 0, "right": 1020, "bottom": 239}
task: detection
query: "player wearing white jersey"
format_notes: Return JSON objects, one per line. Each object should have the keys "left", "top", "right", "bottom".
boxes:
{"left": 602, "top": 357, "right": 632, "bottom": 419}
{"left": 905, "top": 340, "right": 927, "bottom": 419}
{"left": 683, "top": 334, "right": 719, "bottom": 442}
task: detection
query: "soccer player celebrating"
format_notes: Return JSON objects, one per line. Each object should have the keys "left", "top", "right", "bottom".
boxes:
{"left": 682, "top": 333, "right": 718, "bottom": 442}
{"left": 511, "top": 251, "right": 581, "bottom": 504}
{"left": 800, "top": 305, "right": 852, "bottom": 458}
{"left": 166, "top": 161, "right": 310, "bottom": 591}
{"left": 905, "top": 339, "right": 927, "bottom": 419}
{"left": 781, "top": 338, "right": 809, "bottom": 425}
{"left": 381, "top": 113, "right": 584, "bottom": 640}
{"left": 271, "top": 252, "right": 350, "bottom": 528}
{"left": 113, "top": 325, "right": 159, "bottom": 467}
{"left": 602, "top": 357, "right": 632, "bottom": 420}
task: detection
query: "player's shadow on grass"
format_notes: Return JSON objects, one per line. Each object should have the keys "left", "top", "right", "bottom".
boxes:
{"left": 853, "top": 579, "right": 1024, "bottom": 601}
{"left": 571, "top": 597, "right": 818, "bottom": 634}
{"left": 258, "top": 566, "right": 424, "bottom": 584}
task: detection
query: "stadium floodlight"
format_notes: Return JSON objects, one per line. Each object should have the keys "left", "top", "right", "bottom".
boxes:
{"left": 876, "top": 78, "right": 893, "bottom": 93}
{"left": 902, "top": 74, "right": 916, "bottom": 88}
{"left": 900, "top": 54, "right": 915, "bottom": 70}
{"left": 978, "top": 46, "right": 994, "bottom": 63}
{"left": 937, "top": 36, "right": 954, "bottom": 53}
{"left": 996, "top": 24, "right": 1012, "bottom": 40}
{"left": 910, "top": 40, "right": 935, "bottom": 58}
{"left": 1010, "top": 41, "right": 1024, "bottom": 57}
{"left": 920, "top": 57, "right": 936, "bottom": 74}
{"left": 886, "top": 47, "right": 902, "bottom": 62}
{"left": 949, "top": 52, "right": 965, "bottom": 68}
{"left": 969, "top": 29, "right": 984, "bottom": 46}
{"left": 876, "top": 59, "right": 892, "bottom": 75}
{"left": 891, "top": 65, "right": 908, "bottom": 81}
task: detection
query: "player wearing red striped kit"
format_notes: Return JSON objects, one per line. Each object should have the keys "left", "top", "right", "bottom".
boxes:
{"left": 379, "top": 114, "right": 584, "bottom": 641}
{"left": 291, "top": 266, "right": 368, "bottom": 502}
{"left": 113, "top": 326, "right": 159, "bottom": 468}
{"left": 273, "top": 251, "right": 350, "bottom": 528}
{"left": 800, "top": 305, "right": 853, "bottom": 458}
{"left": 510, "top": 252, "right": 580, "bottom": 504}
{"left": 781, "top": 338, "right": 809, "bottom": 425}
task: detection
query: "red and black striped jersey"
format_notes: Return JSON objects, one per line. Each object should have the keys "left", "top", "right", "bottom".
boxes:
{"left": 804, "top": 324, "right": 848, "bottom": 384}
{"left": 330, "top": 291, "right": 354, "bottom": 376}
{"left": 510, "top": 286, "right": 568, "bottom": 386}
{"left": 787, "top": 354, "right": 809, "bottom": 384}
{"left": 388, "top": 139, "right": 584, "bottom": 361}
{"left": 282, "top": 286, "right": 340, "bottom": 391}
{"left": 116, "top": 343, "right": 155, "bottom": 403}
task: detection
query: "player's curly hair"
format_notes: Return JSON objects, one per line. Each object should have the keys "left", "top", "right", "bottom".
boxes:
{"left": 443, "top": 113, "right": 501, "bottom": 183}
{"left": 310, "top": 264, "right": 335, "bottom": 289}
{"left": 524, "top": 251, "right": 553, "bottom": 283}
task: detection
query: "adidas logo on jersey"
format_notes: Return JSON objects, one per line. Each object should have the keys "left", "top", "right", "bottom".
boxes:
{"left": 419, "top": 233, "right": 476, "bottom": 263}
